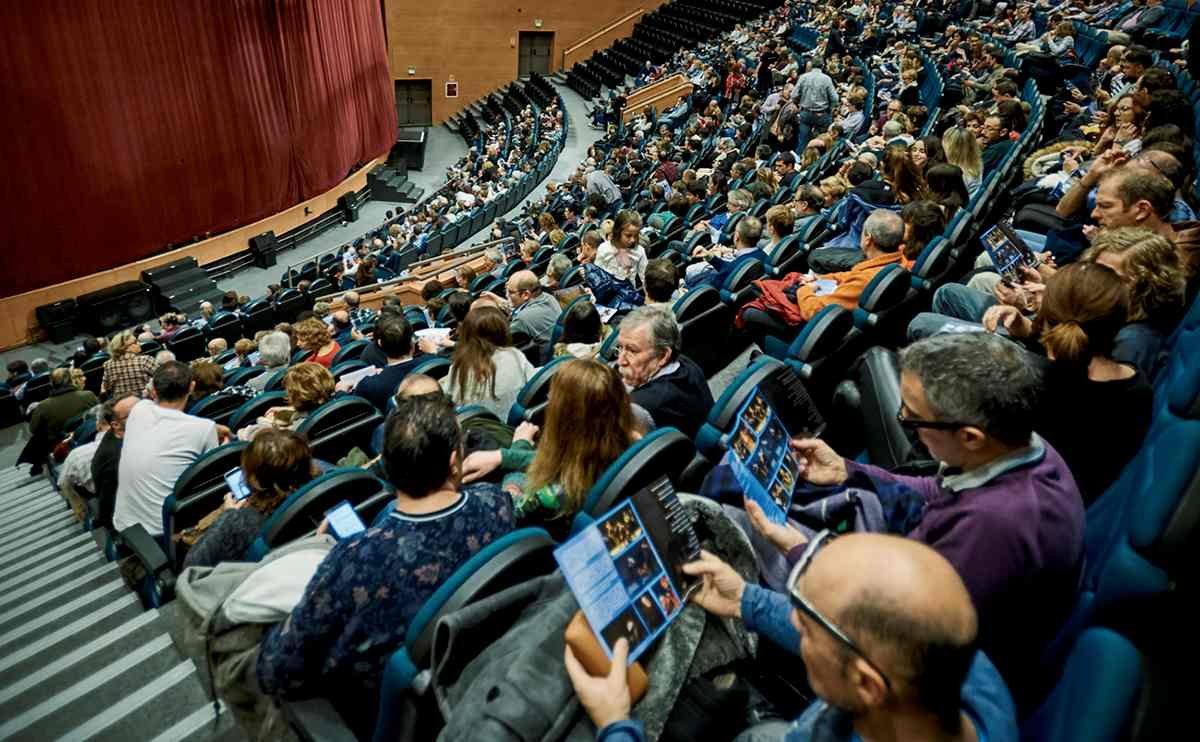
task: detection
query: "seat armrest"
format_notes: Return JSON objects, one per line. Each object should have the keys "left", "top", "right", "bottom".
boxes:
{"left": 120, "top": 523, "right": 170, "bottom": 576}
{"left": 282, "top": 697, "right": 359, "bottom": 742}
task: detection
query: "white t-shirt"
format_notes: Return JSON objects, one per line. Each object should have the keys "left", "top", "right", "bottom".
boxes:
{"left": 113, "top": 399, "right": 219, "bottom": 535}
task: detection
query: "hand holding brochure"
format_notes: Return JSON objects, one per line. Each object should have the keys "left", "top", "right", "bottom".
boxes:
{"left": 554, "top": 477, "right": 700, "bottom": 665}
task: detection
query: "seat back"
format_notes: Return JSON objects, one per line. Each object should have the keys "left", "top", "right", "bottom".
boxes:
{"left": 224, "top": 365, "right": 265, "bottom": 386}
{"left": 79, "top": 353, "right": 109, "bottom": 394}
{"left": 719, "top": 259, "right": 766, "bottom": 307}
{"left": 296, "top": 396, "right": 384, "bottom": 463}
{"left": 676, "top": 287, "right": 733, "bottom": 375}
{"left": 189, "top": 393, "right": 249, "bottom": 427}
{"left": 779, "top": 304, "right": 859, "bottom": 393}
{"left": 910, "top": 236, "right": 953, "bottom": 291}
{"left": 246, "top": 469, "right": 392, "bottom": 560}
{"left": 166, "top": 327, "right": 207, "bottom": 362}
{"left": 332, "top": 340, "right": 370, "bottom": 366}
{"left": 331, "top": 359, "right": 370, "bottom": 381}
{"left": 371, "top": 528, "right": 557, "bottom": 741}
{"left": 507, "top": 356, "right": 570, "bottom": 427}
{"left": 549, "top": 296, "right": 590, "bottom": 346}
{"left": 559, "top": 265, "right": 586, "bottom": 289}
{"left": 164, "top": 441, "right": 249, "bottom": 568}
{"left": 581, "top": 428, "right": 697, "bottom": 517}
{"left": 229, "top": 391, "right": 287, "bottom": 431}
{"left": 274, "top": 288, "right": 311, "bottom": 323}
{"left": 261, "top": 367, "right": 289, "bottom": 392}
{"left": 1021, "top": 629, "right": 1145, "bottom": 742}
{"left": 410, "top": 356, "right": 451, "bottom": 380}
{"left": 695, "top": 357, "right": 824, "bottom": 461}
{"left": 672, "top": 285, "right": 721, "bottom": 322}
{"left": 208, "top": 313, "right": 245, "bottom": 346}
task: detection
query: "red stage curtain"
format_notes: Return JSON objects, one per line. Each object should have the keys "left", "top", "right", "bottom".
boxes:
{"left": 0, "top": 0, "right": 396, "bottom": 297}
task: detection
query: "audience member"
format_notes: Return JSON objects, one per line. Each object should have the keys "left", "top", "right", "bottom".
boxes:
{"left": 294, "top": 318, "right": 340, "bottom": 368}
{"left": 507, "top": 269, "right": 561, "bottom": 345}
{"left": 248, "top": 332, "right": 292, "bottom": 392}
{"left": 101, "top": 330, "right": 157, "bottom": 400}
{"left": 984, "top": 263, "right": 1153, "bottom": 503}
{"left": 28, "top": 367, "right": 99, "bottom": 456}
{"left": 744, "top": 210, "right": 905, "bottom": 340}
{"left": 553, "top": 301, "right": 612, "bottom": 360}
{"left": 642, "top": 259, "right": 679, "bottom": 305}
{"left": 92, "top": 396, "right": 137, "bottom": 530}
{"left": 596, "top": 210, "right": 648, "bottom": 286}
{"left": 351, "top": 317, "right": 422, "bottom": 412}
{"left": 183, "top": 429, "right": 318, "bottom": 568}
{"left": 257, "top": 395, "right": 515, "bottom": 730}
{"left": 239, "top": 363, "right": 335, "bottom": 441}
{"left": 813, "top": 333, "right": 1082, "bottom": 704}
{"left": 442, "top": 306, "right": 536, "bottom": 420}
{"left": 616, "top": 306, "right": 713, "bottom": 437}
{"left": 570, "top": 535, "right": 1016, "bottom": 742}
{"left": 113, "top": 362, "right": 226, "bottom": 536}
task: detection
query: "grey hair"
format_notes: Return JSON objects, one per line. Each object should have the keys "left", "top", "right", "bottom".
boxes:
{"left": 620, "top": 305, "right": 680, "bottom": 357}
{"left": 899, "top": 333, "right": 1043, "bottom": 446}
{"left": 736, "top": 215, "right": 763, "bottom": 247}
{"left": 728, "top": 188, "right": 754, "bottom": 211}
{"left": 863, "top": 210, "right": 905, "bottom": 250}
{"left": 91, "top": 403, "right": 106, "bottom": 426}
{"left": 258, "top": 331, "right": 292, "bottom": 368}
{"left": 547, "top": 254, "right": 572, "bottom": 280}
{"left": 30, "top": 358, "right": 50, "bottom": 374}
{"left": 154, "top": 350, "right": 176, "bottom": 364}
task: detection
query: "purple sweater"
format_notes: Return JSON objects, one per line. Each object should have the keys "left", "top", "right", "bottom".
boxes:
{"left": 844, "top": 437, "right": 1085, "bottom": 707}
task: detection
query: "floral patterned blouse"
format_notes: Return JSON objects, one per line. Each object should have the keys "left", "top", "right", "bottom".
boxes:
{"left": 256, "top": 483, "right": 515, "bottom": 701}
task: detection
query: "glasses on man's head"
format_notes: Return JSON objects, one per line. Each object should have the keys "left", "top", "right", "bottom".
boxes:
{"left": 788, "top": 531, "right": 893, "bottom": 690}
{"left": 896, "top": 402, "right": 968, "bottom": 432}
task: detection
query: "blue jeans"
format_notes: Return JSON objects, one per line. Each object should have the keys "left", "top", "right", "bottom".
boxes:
{"left": 907, "top": 283, "right": 998, "bottom": 341}
{"left": 796, "top": 110, "right": 832, "bottom": 150}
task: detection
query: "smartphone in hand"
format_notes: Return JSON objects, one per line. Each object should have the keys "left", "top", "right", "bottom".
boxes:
{"left": 225, "top": 467, "right": 253, "bottom": 501}
{"left": 325, "top": 500, "right": 366, "bottom": 540}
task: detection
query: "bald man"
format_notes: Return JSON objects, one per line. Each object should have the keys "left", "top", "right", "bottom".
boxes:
{"left": 506, "top": 269, "right": 561, "bottom": 345}
{"left": 566, "top": 534, "right": 1018, "bottom": 742}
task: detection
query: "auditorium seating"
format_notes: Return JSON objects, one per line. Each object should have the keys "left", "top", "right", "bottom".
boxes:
{"left": 5, "top": 2, "right": 1197, "bottom": 739}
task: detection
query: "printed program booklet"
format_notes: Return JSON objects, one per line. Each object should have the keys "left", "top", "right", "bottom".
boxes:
{"left": 554, "top": 477, "right": 701, "bottom": 664}
{"left": 721, "top": 372, "right": 825, "bottom": 525}
{"left": 980, "top": 220, "right": 1039, "bottom": 281}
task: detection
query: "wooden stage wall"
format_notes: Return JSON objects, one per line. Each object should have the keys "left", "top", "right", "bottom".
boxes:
{"left": 0, "top": 157, "right": 384, "bottom": 351}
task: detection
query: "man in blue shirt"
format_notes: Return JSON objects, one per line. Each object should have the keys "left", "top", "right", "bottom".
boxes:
{"left": 566, "top": 533, "right": 1019, "bottom": 742}
{"left": 686, "top": 215, "right": 768, "bottom": 290}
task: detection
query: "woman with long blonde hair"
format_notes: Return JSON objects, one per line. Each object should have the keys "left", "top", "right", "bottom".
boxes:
{"left": 942, "top": 125, "right": 983, "bottom": 198}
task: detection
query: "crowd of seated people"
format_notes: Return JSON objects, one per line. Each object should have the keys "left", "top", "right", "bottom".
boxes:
{"left": 13, "top": 0, "right": 1199, "bottom": 739}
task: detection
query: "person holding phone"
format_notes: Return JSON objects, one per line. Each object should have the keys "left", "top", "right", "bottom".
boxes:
{"left": 182, "top": 430, "right": 317, "bottom": 569}
{"left": 257, "top": 395, "right": 515, "bottom": 728}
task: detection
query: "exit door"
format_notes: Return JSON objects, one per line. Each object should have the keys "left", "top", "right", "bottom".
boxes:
{"left": 394, "top": 80, "right": 432, "bottom": 126}
{"left": 518, "top": 31, "right": 554, "bottom": 77}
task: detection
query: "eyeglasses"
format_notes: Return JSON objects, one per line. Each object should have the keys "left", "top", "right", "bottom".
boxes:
{"left": 896, "top": 402, "right": 968, "bottom": 432}
{"left": 788, "top": 531, "right": 893, "bottom": 690}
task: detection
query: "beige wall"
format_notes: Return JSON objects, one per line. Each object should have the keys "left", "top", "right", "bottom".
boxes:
{"left": 384, "top": 0, "right": 669, "bottom": 124}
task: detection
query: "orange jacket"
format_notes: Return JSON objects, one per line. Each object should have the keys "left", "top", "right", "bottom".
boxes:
{"left": 795, "top": 251, "right": 906, "bottom": 321}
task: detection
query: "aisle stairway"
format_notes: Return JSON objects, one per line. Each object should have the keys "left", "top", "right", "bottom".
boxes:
{"left": 0, "top": 465, "right": 243, "bottom": 742}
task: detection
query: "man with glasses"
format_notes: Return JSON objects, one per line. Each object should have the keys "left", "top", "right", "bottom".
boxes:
{"left": 785, "top": 333, "right": 1079, "bottom": 709}
{"left": 565, "top": 533, "right": 1018, "bottom": 742}
{"left": 978, "top": 115, "right": 1012, "bottom": 176}
{"left": 505, "top": 270, "right": 560, "bottom": 347}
